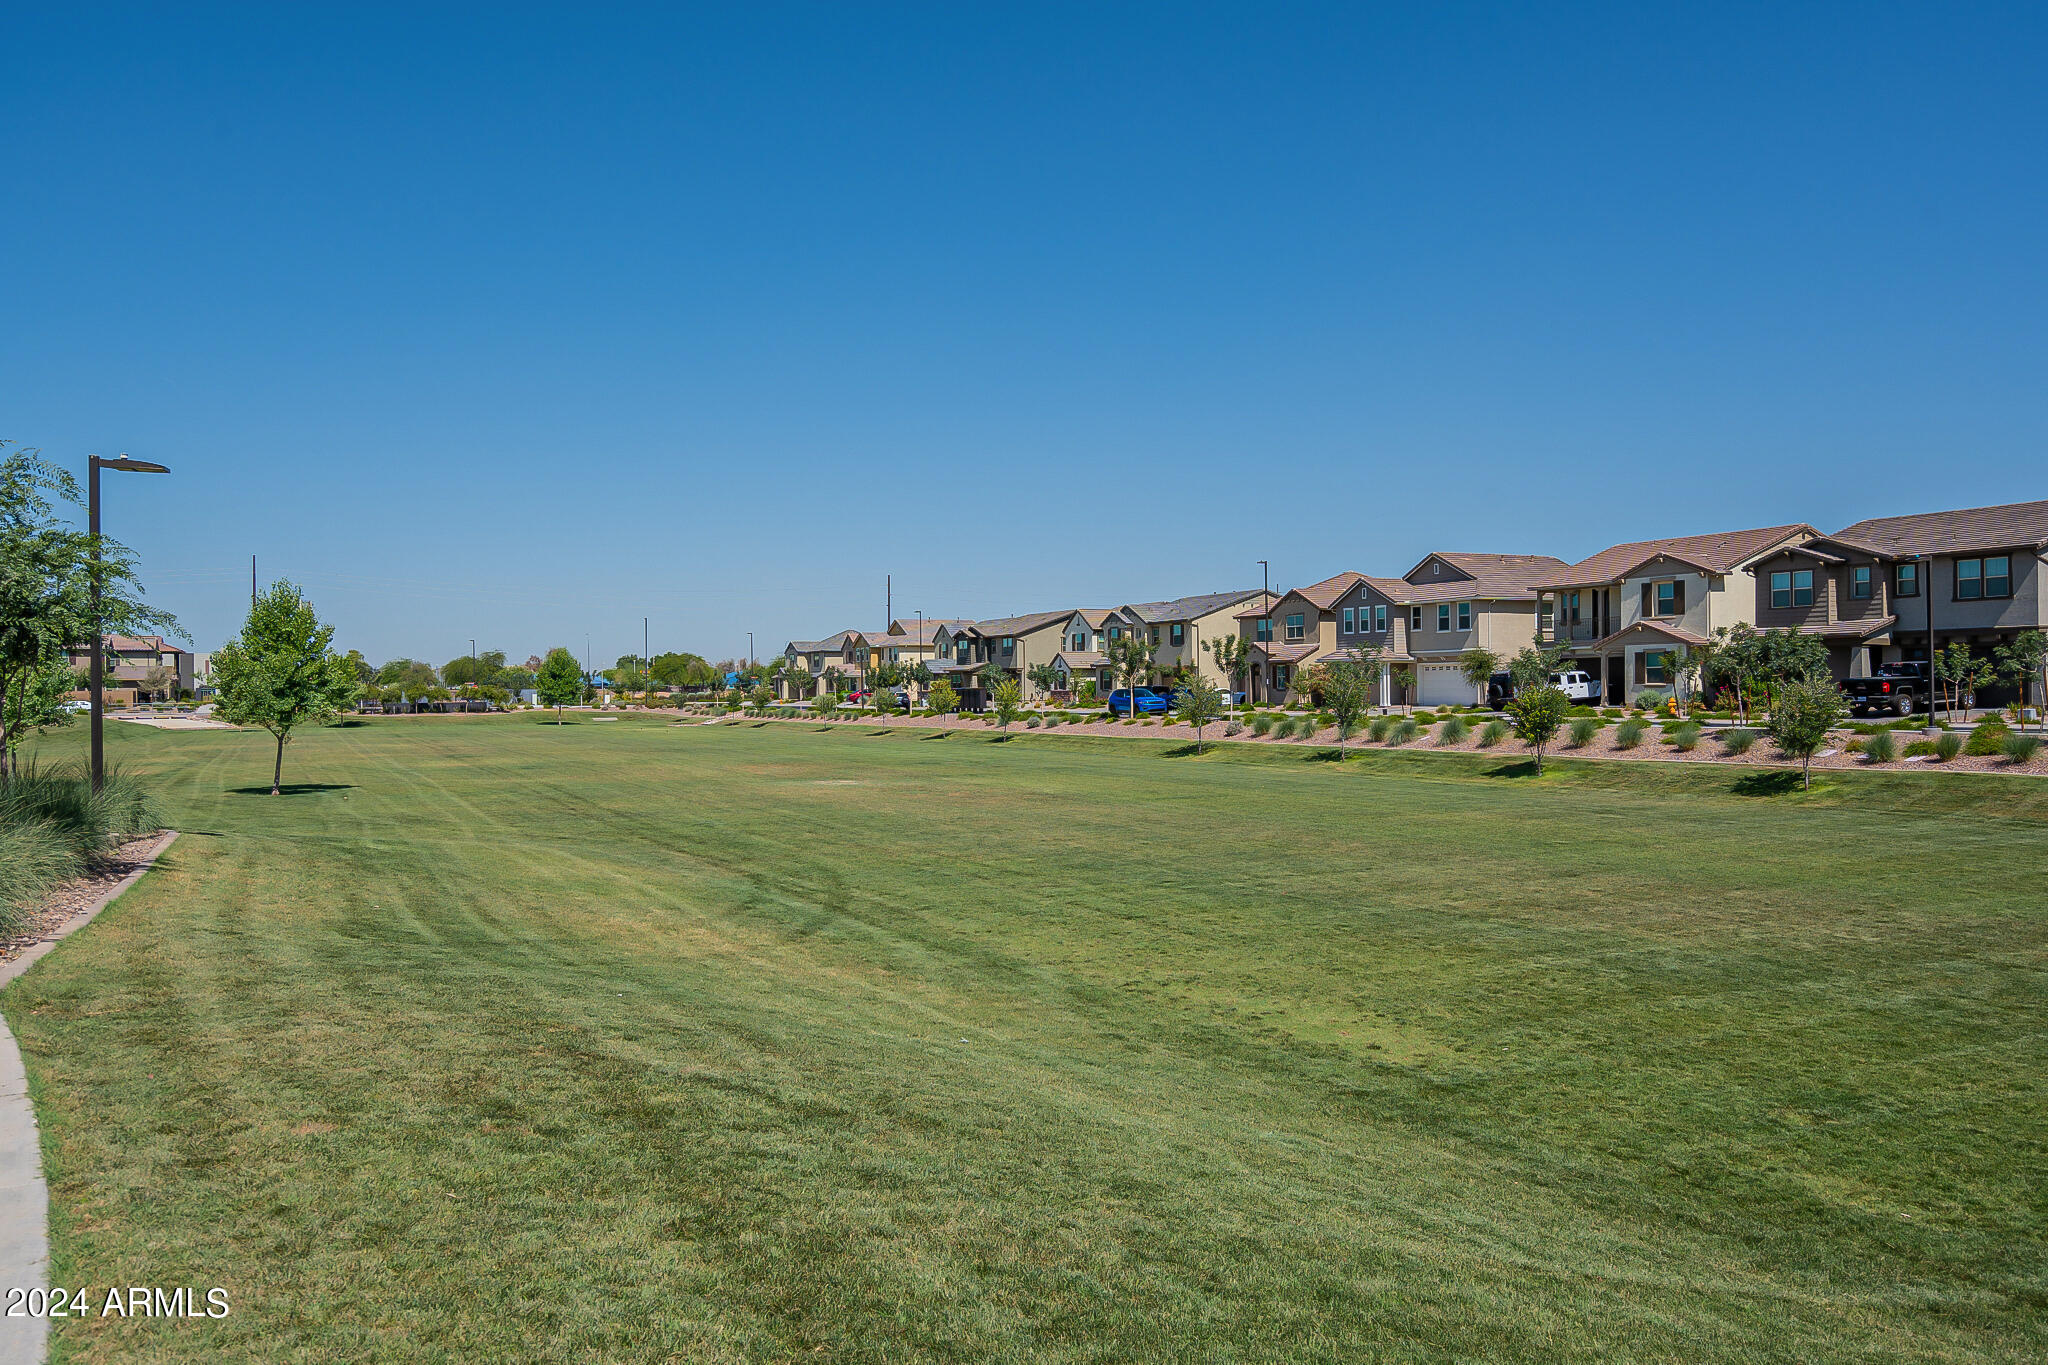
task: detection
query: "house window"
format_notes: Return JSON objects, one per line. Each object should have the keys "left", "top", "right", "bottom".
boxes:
{"left": 1436, "top": 604, "right": 1451, "bottom": 632}
{"left": 1851, "top": 566, "right": 1872, "bottom": 600}
{"left": 1375, "top": 605, "right": 1387, "bottom": 632}
{"left": 1255, "top": 618, "right": 1272, "bottom": 643}
{"left": 1895, "top": 563, "right": 1919, "bottom": 597}
{"left": 1654, "top": 581, "right": 1680, "bottom": 616}
{"left": 1150, "top": 628, "right": 1160, "bottom": 645}
{"left": 1342, "top": 607, "right": 1355, "bottom": 633}
{"left": 1274, "top": 664, "right": 1291, "bottom": 690}
{"left": 1410, "top": 606, "right": 1423, "bottom": 630}
{"left": 1457, "top": 602, "right": 1471, "bottom": 631}
{"left": 1170, "top": 624, "right": 1184, "bottom": 646}
{"left": 1957, "top": 556, "right": 2011, "bottom": 600}
{"left": 1107, "top": 626, "right": 1121, "bottom": 641}
{"left": 1645, "top": 651, "right": 1669, "bottom": 686}
{"left": 1285, "top": 613, "right": 1305, "bottom": 642}
{"left": 1002, "top": 637, "right": 1015, "bottom": 653}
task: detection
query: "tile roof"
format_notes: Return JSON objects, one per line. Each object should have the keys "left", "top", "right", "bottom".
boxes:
{"left": 1117, "top": 589, "right": 1265, "bottom": 624}
{"left": 1803, "top": 615, "right": 1899, "bottom": 640}
{"left": 884, "top": 619, "right": 972, "bottom": 646}
{"left": 967, "top": 609, "right": 1074, "bottom": 637}
{"left": 1076, "top": 609, "right": 1114, "bottom": 629}
{"left": 1830, "top": 499, "right": 2048, "bottom": 558}
{"left": 1052, "top": 650, "right": 1107, "bottom": 669}
{"left": 1538, "top": 524, "right": 1814, "bottom": 588}
{"left": 1250, "top": 641, "right": 1321, "bottom": 664}
{"left": 1589, "top": 620, "right": 1711, "bottom": 650}
{"left": 1235, "top": 574, "right": 1359, "bottom": 618}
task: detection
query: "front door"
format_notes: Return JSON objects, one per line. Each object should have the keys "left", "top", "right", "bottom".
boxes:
{"left": 1605, "top": 655, "right": 1624, "bottom": 705}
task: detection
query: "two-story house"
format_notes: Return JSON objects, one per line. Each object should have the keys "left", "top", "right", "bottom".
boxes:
{"left": 67, "top": 634, "right": 194, "bottom": 704}
{"left": 1330, "top": 553, "right": 1570, "bottom": 707}
{"left": 1048, "top": 609, "right": 1116, "bottom": 698}
{"left": 1822, "top": 498, "right": 2048, "bottom": 707}
{"left": 1236, "top": 572, "right": 1364, "bottom": 704}
{"left": 1535, "top": 523, "right": 1816, "bottom": 705}
{"left": 775, "top": 629, "right": 867, "bottom": 701}
{"left": 1101, "top": 590, "right": 1272, "bottom": 694}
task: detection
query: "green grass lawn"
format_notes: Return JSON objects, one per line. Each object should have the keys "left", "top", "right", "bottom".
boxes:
{"left": 9, "top": 716, "right": 2046, "bottom": 1363}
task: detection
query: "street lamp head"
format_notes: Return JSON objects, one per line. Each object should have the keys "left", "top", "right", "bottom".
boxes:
{"left": 93, "top": 455, "right": 171, "bottom": 474}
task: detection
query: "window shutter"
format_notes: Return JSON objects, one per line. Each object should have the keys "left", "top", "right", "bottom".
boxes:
{"left": 1641, "top": 582, "right": 1654, "bottom": 616}
{"left": 1634, "top": 653, "right": 1647, "bottom": 684}
{"left": 1672, "top": 580, "right": 1686, "bottom": 614}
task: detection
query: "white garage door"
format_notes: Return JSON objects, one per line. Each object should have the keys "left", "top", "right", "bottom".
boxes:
{"left": 1416, "top": 663, "right": 1470, "bottom": 707}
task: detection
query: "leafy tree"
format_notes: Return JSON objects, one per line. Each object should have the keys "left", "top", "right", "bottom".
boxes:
{"left": 811, "top": 689, "right": 839, "bottom": 719}
{"left": 1505, "top": 684, "right": 1571, "bottom": 774}
{"left": 1934, "top": 641, "right": 1993, "bottom": 724}
{"left": 928, "top": 679, "right": 960, "bottom": 715}
{"left": 648, "top": 651, "right": 708, "bottom": 687}
{"left": 535, "top": 647, "right": 583, "bottom": 722}
{"left": 0, "top": 443, "right": 177, "bottom": 785}
{"left": 210, "top": 582, "right": 360, "bottom": 795}
{"left": 343, "top": 649, "right": 376, "bottom": 685}
{"left": 1105, "top": 629, "right": 1154, "bottom": 715}
{"left": 444, "top": 650, "right": 507, "bottom": 687}
{"left": 1668, "top": 647, "right": 1704, "bottom": 718}
{"left": 611, "top": 658, "right": 649, "bottom": 697}
{"left": 872, "top": 659, "right": 906, "bottom": 690}
{"left": 1294, "top": 661, "right": 1332, "bottom": 707}
{"left": 747, "top": 683, "right": 774, "bottom": 714}
{"left": 1505, "top": 643, "right": 1568, "bottom": 696}
{"left": 1996, "top": 630, "right": 2047, "bottom": 730}
{"left": 1208, "top": 634, "right": 1253, "bottom": 712}
{"left": 139, "top": 662, "right": 176, "bottom": 702}
{"left": 1320, "top": 658, "right": 1375, "bottom": 755}
{"left": 3, "top": 655, "right": 77, "bottom": 770}
{"left": 1026, "top": 662, "right": 1062, "bottom": 699}
{"left": 1174, "top": 675, "right": 1224, "bottom": 752}
{"left": 1769, "top": 676, "right": 1847, "bottom": 791}
{"left": 375, "top": 658, "right": 439, "bottom": 692}
{"left": 991, "top": 676, "right": 1024, "bottom": 734}
{"left": 1458, "top": 648, "right": 1500, "bottom": 705}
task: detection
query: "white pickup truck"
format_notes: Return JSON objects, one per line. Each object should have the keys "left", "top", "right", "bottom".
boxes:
{"left": 1549, "top": 670, "right": 1602, "bottom": 703}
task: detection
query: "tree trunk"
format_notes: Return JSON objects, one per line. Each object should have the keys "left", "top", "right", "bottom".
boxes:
{"left": 1802, "top": 756, "right": 1812, "bottom": 791}
{"left": 272, "top": 732, "right": 285, "bottom": 796}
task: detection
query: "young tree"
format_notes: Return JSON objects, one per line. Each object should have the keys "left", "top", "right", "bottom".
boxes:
{"left": 1174, "top": 675, "right": 1224, "bottom": 752}
{"left": 535, "top": 647, "right": 583, "bottom": 722}
{"left": 811, "top": 689, "right": 839, "bottom": 719}
{"left": 1505, "top": 684, "right": 1571, "bottom": 774}
{"left": 1026, "top": 661, "right": 1062, "bottom": 700}
{"left": 2, "top": 656, "right": 77, "bottom": 771}
{"left": 1320, "top": 657, "right": 1375, "bottom": 755}
{"left": 1505, "top": 642, "right": 1569, "bottom": 697}
{"left": 140, "top": 662, "right": 176, "bottom": 702}
{"left": 991, "top": 676, "right": 1024, "bottom": 734}
{"left": 1105, "top": 629, "right": 1154, "bottom": 716}
{"left": 1996, "top": 630, "right": 2047, "bottom": 730}
{"left": 928, "top": 678, "right": 960, "bottom": 715}
{"left": 1207, "top": 634, "right": 1253, "bottom": 713}
{"left": 1768, "top": 676, "right": 1847, "bottom": 791}
{"left": 1389, "top": 665, "right": 1415, "bottom": 714}
{"left": 1458, "top": 648, "right": 1500, "bottom": 706}
{"left": 1934, "top": 641, "right": 1993, "bottom": 723}
{"left": 211, "top": 582, "right": 360, "bottom": 795}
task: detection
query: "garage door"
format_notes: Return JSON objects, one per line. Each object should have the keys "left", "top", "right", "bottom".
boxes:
{"left": 1416, "top": 663, "right": 1470, "bottom": 707}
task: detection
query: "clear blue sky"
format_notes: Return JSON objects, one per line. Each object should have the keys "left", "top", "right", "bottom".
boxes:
{"left": 6, "top": 3, "right": 2043, "bottom": 667}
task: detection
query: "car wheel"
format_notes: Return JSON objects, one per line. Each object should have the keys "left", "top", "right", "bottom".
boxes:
{"left": 1892, "top": 692, "right": 1912, "bottom": 716}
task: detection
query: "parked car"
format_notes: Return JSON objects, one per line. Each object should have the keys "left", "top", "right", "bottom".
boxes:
{"left": 1843, "top": 661, "right": 1929, "bottom": 717}
{"left": 1486, "top": 670, "right": 1601, "bottom": 706}
{"left": 845, "top": 689, "right": 872, "bottom": 705}
{"left": 1108, "top": 687, "right": 1174, "bottom": 716}
{"left": 891, "top": 687, "right": 913, "bottom": 710}
{"left": 60, "top": 698, "right": 92, "bottom": 712}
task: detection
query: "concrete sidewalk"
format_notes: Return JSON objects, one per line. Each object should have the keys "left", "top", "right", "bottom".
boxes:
{"left": 0, "top": 831, "right": 178, "bottom": 1365}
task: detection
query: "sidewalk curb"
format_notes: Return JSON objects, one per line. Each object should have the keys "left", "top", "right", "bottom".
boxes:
{"left": 0, "top": 830, "right": 178, "bottom": 1365}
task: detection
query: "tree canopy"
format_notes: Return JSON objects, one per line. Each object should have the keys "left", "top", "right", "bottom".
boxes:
{"left": 535, "top": 648, "right": 583, "bottom": 721}
{"left": 211, "top": 582, "right": 359, "bottom": 795}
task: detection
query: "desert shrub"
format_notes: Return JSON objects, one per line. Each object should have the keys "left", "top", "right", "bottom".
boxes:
{"left": 1903, "top": 738, "right": 1936, "bottom": 758}
{"left": 1391, "top": 718, "right": 1420, "bottom": 746}
{"left": 1437, "top": 715, "right": 1469, "bottom": 745}
{"left": 1411, "top": 711, "right": 1439, "bottom": 726}
{"left": 1272, "top": 717, "right": 1297, "bottom": 739}
{"left": 1720, "top": 727, "right": 1758, "bottom": 756}
{"left": 2005, "top": 733, "right": 2042, "bottom": 764}
{"left": 1934, "top": 732, "right": 1964, "bottom": 761}
{"left": 1568, "top": 716, "right": 1599, "bottom": 748}
{"left": 1665, "top": 722, "right": 1701, "bottom": 752}
{"left": 0, "top": 762, "right": 163, "bottom": 933}
{"left": 1601, "top": 707, "right": 1624, "bottom": 718}
{"left": 1369, "top": 716, "right": 1396, "bottom": 743}
{"left": 1250, "top": 713, "right": 1275, "bottom": 736}
{"left": 1614, "top": 717, "right": 1648, "bottom": 750}
{"left": 1478, "top": 718, "right": 1509, "bottom": 747}
{"left": 1964, "top": 718, "right": 2010, "bottom": 757}
{"left": 1025, "top": 716, "right": 1041, "bottom": 729}
{"left": 1224, "top": 720, "right": 1244, "bottom": 738}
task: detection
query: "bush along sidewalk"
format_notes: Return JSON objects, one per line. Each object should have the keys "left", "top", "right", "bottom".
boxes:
{"left": 0, "top": 762, "right": 164, "bottom": 936}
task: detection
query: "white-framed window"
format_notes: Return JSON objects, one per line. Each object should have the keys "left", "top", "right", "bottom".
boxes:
{"left": 1375, "top": 605, "right": 1387, "bottom": 632}
{"left": 1437, "top": 604, "right": 1451, "bottom": 632}
{"left": 1457, "top": 602, "right": 1471, "bottom": 631}
{"left": 1284, "top": 612, "right": 1305, "bottom": 641}
{"left": 1342, "top": 607, "right": 1356, "bottom": 633}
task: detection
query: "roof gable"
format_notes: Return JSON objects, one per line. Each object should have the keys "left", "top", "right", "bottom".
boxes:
{"left": 1831, "top": 498, "right": 2048, "bottom": 558}
{"left": 1540, "top": 525, "right": 1815, "bottom": 587}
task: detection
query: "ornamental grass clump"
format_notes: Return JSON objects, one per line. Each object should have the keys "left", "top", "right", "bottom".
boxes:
{"left": 1720, "top": 727, "right": 1758, "bottom": 756}
{"left": 1436, "top": 715, "right": 1469, "bottom": 745}
{"left": 1250, "top": 713, "right": 1275, "bottom": 736}
{"left": 2005, "top": 733, "right": 2042, "bottom": 764}
{"left": 1272, "top": 717, "right": 1298, "bottom": 740}
{"left": 1568, "top": 716, "right": 1599, "bottom": 748}
{"left": 1665, "top": 722, "right": 1701, "bottom": 753}
{"left": 1861, "top": 729, "right": 1897, "bottom": 763}
{"left": 1391, "top": 718, "right": 1420, "bottom": 746}
{"left": 1614, "top": 717, "right": 1647, "bottom": 750}
{"left": 1934, "top": 732, "right": 1964, "bottom": 762}
{"left": 1478, "top": 718, "right": 1509, "bottom": 748}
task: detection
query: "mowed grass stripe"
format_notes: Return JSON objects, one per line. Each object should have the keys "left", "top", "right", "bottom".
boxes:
{"left": 8, "top": 716, "right": 2044, "bottom": 1362}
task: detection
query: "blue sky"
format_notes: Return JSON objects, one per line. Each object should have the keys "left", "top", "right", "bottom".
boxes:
{"left": 5, "top": 3, "right": 2044, "bottom": 667}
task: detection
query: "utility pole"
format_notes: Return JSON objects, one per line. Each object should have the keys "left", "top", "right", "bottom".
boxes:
{"left": 887, "top": 574, "right": 892, "bottom": 628}
{"left": 747, "top": 632, "right": 754, "bottom": 670}
{"left": 643, "top": 616, "right": 649, "bottom": 673}
{"left": 251, "top": 554, "right": 257, "bottom": 609}
{"left": 1257, "top": 560, "right": 1270, "bottom": 705}
{"left": 88, "top": 454, "right": 172, "bottom": 792}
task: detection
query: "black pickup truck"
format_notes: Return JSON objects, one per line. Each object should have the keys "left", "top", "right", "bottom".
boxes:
{"left": 1843, "top": 661, "right": 1929, "bottom": 717}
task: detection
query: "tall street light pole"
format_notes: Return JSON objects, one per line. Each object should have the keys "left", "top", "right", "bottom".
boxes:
{"left": 89, "top": 454, "right": 171, "bottom": 793}
{"left": 1257, "top": 560, "right": 1270, "bottom": 705}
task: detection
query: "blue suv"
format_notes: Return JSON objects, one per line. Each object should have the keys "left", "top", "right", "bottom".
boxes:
{"left": 1107, "top": 687, "right": 1174, "bottom": 716}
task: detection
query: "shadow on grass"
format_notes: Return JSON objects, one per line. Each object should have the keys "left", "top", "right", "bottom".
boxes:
{"left": 921, "top": 731, "right": 952, "bottom": 740}
{"left": 228, "top": 784, "right": 357, "bottom": 796}
{"left": 1731, "top": 770, "right": 1807, "bottom": 798}
{"left": 329, "top": 719, "right": 370, "bottom": 728}
{"left": 1483, "top": 760, "right": 1545, "bottom": 779}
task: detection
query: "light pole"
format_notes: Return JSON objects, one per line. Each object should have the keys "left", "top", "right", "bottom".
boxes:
{"left": 1257, "top": 560, "right": 1270, "bottom": 705}
{"left": 747, "top": 632, "right": 754, "bottom": 671}
{"left": 88, "top": 454, "right": 171, "bottom": 793}
{"left": 469, "top": 639, "right": 477, "bottom": 705}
